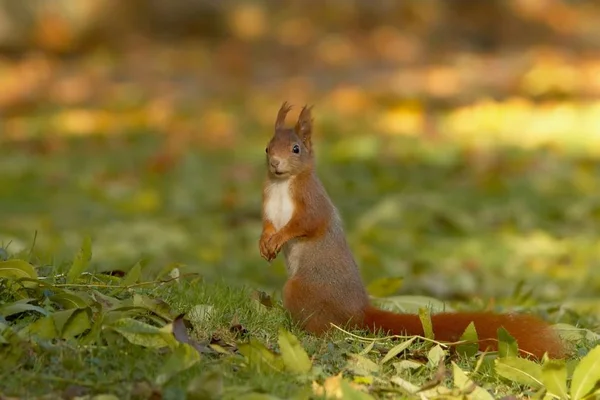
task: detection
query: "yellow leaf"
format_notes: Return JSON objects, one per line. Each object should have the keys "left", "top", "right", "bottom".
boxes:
{"left": 277, "top": 328, "right": 312, "bottom": 374}
{"left": 570, "top": 345, "right": 600, "bottom": 400}
{"left": 155, "top": 343, "right": 201, "bottom": 386}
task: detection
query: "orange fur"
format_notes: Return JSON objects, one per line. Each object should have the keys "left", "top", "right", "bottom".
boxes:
{"left": 261, "top": 102, "right": 568, "bottom": 360}
{"left": 362, "top": 307, "right": 566, "bottom": 359}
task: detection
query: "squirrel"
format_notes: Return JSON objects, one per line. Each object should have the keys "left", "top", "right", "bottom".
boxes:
{"left": 259, "top": 102, "right": 566, "bottom": 359}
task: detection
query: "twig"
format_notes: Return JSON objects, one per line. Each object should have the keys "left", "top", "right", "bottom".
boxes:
{"left": 331, "top": 323, "right": 452, "bottom": 348}
{"left": 50, "top": 273, "right": 199, "bottom": 289}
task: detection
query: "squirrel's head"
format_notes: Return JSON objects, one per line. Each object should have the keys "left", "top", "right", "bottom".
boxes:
{"left": 265, "top": 101, "right": 314, "bottom": 179}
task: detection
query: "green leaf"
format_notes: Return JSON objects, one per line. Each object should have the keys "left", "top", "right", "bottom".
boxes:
{"left": 67, "top": 235, "right": 92, "bottom": 283}
{"left": 381, "top": 337, "right": 415, "bottom": 364}
{"left": 156, "top": 262, "right": 183, "bottom": 280}
{"left": 0, "top": 301, "right": 49, "bottom": 318}
{"left": 250, "top": 290, "right": 274, "bottom": 309}
{"left": 79, "top": 311, "right": 104, "bottom": 345}
{"left": 62, "top": 308, "right": 92, "bottom": 339}
{"left": 552, "top": 323, "right": 600, "bottom": 345}
{"left": 50, "top": 291, "right": 92, "bottom": 309}
{"left": 497, "top": 327, "right": 518, "bottom": 358}
{"left": 89, "top": 395, "right": 119, "bottom": 400}
{"left": 187, "top": 370, "right": 223, "bottom": 400}
{"left": 132, "top": 294, "right": 174, "bottom": 321}
{"left": 452, "top": 362, "right": 494, "bottom": 400}
{"left": 570, "top": 345, "right": 600, "bottom": 400}
{"left": 277, "top": 328, "right": 312, "bottom": 374}
{"left": 120, "top": 261, "right": 142, "bottom": 288}
{"left": 393, "top": 360, "right": 423, "bottom": 374}
{"left": 390, "top": 376, "right": 420, "bottom": 394}
{"left": 541, "top": 359, "right": 568, "bottom": 400}
{"left": 495, "top": 357, "right": 543, "bottom": 389}
{"left": 359, "top": 341, "right": 375, "bottom": 356}
{"left": 238, "top": 338, "right": 284, "bottom": 373}
{"left": 456, "top": 321, "right": 479, "bottom": 358}
{"left": 52, "top": 309, "right": 78, "bottom": 334}
{"left": 0, "top": 332, "right": 25, "bottom": 367}
{"left": 427, "top": 345, "right": 446, "bottom": 368}
{"left": 340, "top": 380, "right": 375, "bottom": 400}
{"left": 366, "top": 277, "right": 403, "bottom": 297}
{"left": 155, "top": 343, "right": 201, "bottom": 386}
{"left": 377, "top": 295, "right": 449, "bottom": 314}
{"left": 19, "top": 315, "right": 57, "bottom": 340}
{"left": 346, "top": 354, "right": 380, "bottom": 376}
{"left": 0, "top": 260, "right": 38, "bottom": 287}
{"left": 102, "top": 305, "right": 163, "bottom": 326}
{"left": 418, "top": 308, "right": 434, "bottom": 340}
{"left": 92, "top": 291, "right": 123, "bottom": 311}
{"left": 237, "top": 394, "right": 282, "bottom": 400}
{"left": 108, "top": 318, "right": 177, "bottom": 349}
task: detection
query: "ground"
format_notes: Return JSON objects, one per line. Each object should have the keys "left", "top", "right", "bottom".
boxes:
{"left": 1, "top": 127, "right": 600, "bottom": 399}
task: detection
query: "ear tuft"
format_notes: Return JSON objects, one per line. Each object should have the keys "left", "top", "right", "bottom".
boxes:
{"left": 295, "top": 105, "right": 314, "bottom": 146}
{"left": 275, "top": 101, "right": 293, "bottom": 130}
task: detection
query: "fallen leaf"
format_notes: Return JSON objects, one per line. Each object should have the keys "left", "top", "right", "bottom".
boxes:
{"left": 50, "top": 290, "right": 92, "bottom": 309}
{"left": 456, "top": 322, "right": 479, "bottom": 358}
{"left": 238, "top": 338, "right": 284, "bottom": 373}
{"left": 66, "top": 236, "right": 92, "bottom": 283}
{"left": 381, "top": 337, "right": 415, "bottom": 364}
{"left": 541, "top": 359, "right": 568, "bottom": 400}
{"left": 120, "top": 261, "right": 143, "bottom": 288}
{"left": 109, "top": 318, "right": 177, "bottom": 349}
{"left": 0, "top": 259, "right": 39, "bottom": 288}
{"left": 0, "top": 301, "right": 49, "bottom": 318}
{"left": 187, "top": 370, "right": 223, "bottom": 400}
{"left": 278, "top": 327, "right": 312, "bottom": 374}
{"left": 155, "top": 343, "right": 201, "bottom": 386}
{"left": 340, "top": 379, "right": 375, "bottom": 400}
{"left": 61, "top": 307, "right": 92, "bottom": 339}
{"left": 497, "top": 327, "right": 518, "bottom": 358}
{"left": 250, "top": 290, "right": 273, "bottom": 308}
{"left": 452, "top": 362, "right": 494, "bottom": 400}
{"left": 229, "top": 314, "right": 248, "bottom": 337}
{"left": 570, "top": 345, "right": 600, "bottom": 400}
{"left": 346, "top": 354, "right": 379, "bottom": 376}
{"left": 495, "top": 357, "right": 543, "bottom": 389}
{"left": 171, "top": 314, "right": 214, "bottom": 355}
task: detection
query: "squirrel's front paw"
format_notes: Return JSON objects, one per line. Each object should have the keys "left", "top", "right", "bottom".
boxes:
{"left": 259, "top": 233, "right": 276, "bottom": 261}
{"left": 259, "top": 233, "right": 283, "bottom": 261}
{"left": 265, "top": 234, "right": 284, "bottom": 260}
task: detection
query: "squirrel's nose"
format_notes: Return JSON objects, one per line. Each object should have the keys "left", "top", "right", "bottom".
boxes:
{"left": 270, "top": 158, "right": 281, "bottom": 168}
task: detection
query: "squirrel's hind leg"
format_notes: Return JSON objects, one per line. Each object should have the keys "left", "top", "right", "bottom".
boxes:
{"left": 283, "top": 277, "right": 363, "bottom": 335}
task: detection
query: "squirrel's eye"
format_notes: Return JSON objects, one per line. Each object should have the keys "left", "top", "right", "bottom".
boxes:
{"left": 292, "top": 144, "right": 300, "bottom": 154}
{"left": 265, "top": 147, "right": 268, "bottom": 153}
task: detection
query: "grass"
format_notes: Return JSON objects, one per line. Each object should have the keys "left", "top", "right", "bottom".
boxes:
{"left": 1, "top": 280, "right": 300, "bottom": 399}
{"left": 1, "top": 131, "right": 600, "bottom": 399}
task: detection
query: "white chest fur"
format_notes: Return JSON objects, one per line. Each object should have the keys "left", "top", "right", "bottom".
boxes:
{"left": 264, "top": 180, "right": 294, "bottom": 230}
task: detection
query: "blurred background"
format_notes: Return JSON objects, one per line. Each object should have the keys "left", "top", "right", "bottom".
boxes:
{"left": 1, "top": 0, "right": 600, "bottom": 310}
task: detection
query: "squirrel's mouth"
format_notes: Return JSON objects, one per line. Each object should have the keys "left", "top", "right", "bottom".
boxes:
{"left": 270, "top": 168, "right": 289, "bottom": 177}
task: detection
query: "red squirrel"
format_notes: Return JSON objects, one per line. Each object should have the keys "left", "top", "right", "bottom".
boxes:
{"left": 259, "top": 102, "right": 566, "bottom": 359}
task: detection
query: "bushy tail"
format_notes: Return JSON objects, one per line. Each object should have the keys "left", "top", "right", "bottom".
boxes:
{"left": 362, "top": 306, "right": 566, "bottom": 359}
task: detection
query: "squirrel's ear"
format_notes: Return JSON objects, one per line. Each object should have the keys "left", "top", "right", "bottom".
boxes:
{"left": 295, "top": 105, "right": 313, "bottom": 148}
{"left": 275, "top": 101, "right": 293, "bottom": 131}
